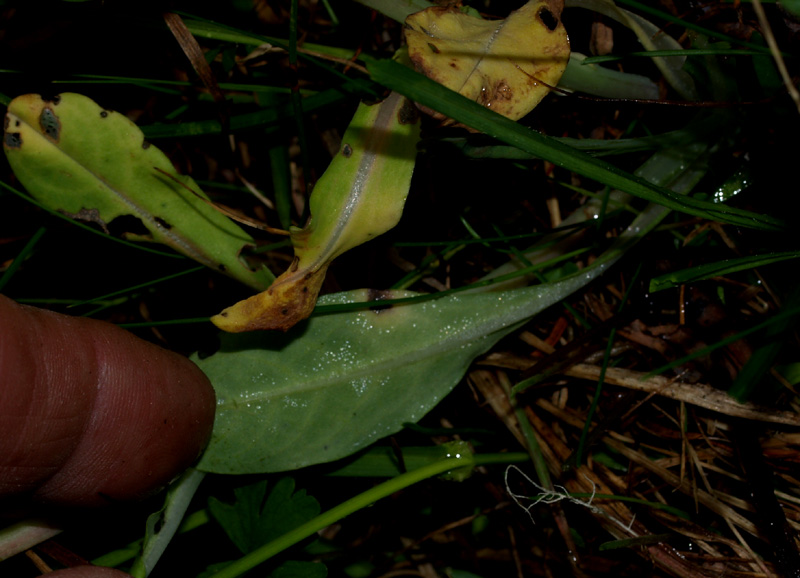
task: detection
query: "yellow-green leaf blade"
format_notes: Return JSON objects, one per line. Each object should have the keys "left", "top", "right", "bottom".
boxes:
{"left": 3, "top": 92, "right": 273, "bottom": 290}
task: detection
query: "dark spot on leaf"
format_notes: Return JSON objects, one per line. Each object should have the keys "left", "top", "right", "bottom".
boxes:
{"left": 398, "top": 98, "right": 419, "bottom": 125}
{"left": 427, "top": 42, "right": 440, "bottom": 54}
{"left": 537, "top": 7, "right": 558, "bottom": 31}
{"left": 368, "top": 289, "right": 394, "bottom": 313}
{"left": 153, "top": 512, "right": 165, "bottom": 533}
{"left": 302, "top": 287, "right": 308, "bottom": 293}
{"left": 218, "top": 264, "right": 227, "bottom": 272}
{"left": 154, "top": 216, "right": 172, "bottom": 230}
{"left": 220, "top": 311, "right": 229, "bottom": 317}
{"left": 4, "top": 132, "right": 22, "bottom": 149}
{"left": 100, "top": 110, "right": 109, "bottom": 118}
{"left": 42, "top": 94, "right": 61, "bottom": 105}
{"left": 281, "top": 308, "right": 289, "bottom": 315}
{"left": 15, "top": 120, "right": 20, "bottom": 127}
{"left": 39, "top": 108, "right": 60, "bottom": 141}
{"left": 342, "top": 143, "right": 353, "bottom": 158}
{"left": 142, "top": 139, "right": 151, "bottom": 150}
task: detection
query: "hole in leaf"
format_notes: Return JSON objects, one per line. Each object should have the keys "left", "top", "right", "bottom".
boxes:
{"left": 108, "top": 215, "right": 150, "bottom": 237}
{"left": 537, "top": 7, "right": 558, "bottom": 31}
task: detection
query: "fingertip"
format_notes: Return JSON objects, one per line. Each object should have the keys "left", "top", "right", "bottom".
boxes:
{"left": 0, "top": 295, "right": 216, "bottom": 507}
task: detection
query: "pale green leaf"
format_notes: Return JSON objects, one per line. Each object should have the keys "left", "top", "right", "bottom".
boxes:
{"left": 196, "top": 264, "right": 616, "bottom": 473}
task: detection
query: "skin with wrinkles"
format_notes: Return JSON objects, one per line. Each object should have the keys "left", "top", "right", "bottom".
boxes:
{"left": 0, "top": 294, "right": 216, "bottom": 509}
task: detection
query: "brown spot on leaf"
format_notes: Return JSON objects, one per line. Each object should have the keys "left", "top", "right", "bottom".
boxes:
{"left": 100, "top": 111, "right": 109, "bottom": 118}
{"left": 427, "top": 42, "right": 440, "bottom": 54}
{"left": 368, "top": 289, "right": 395, "bottom": 313}
{"left": 4, "top": 132, "right": 22, "bottom": 149}
{"left": 39, "top": 107, "right": 60, "bottom": 141}
{"left": 398, "top": 98, "right": 419, "bottom": 125}
{"left": 154, "top": 217, "right": 172, "bottom": 230}
{"left": 142, "top": 139, "right": 151, "bottom": 150}
{"left": 342, "top": 143, "right": 353, "bottom": 157}
{"left": 63, "top": 208, "right": 108, "bottom": 232}
{"left": 478, "top": 81, "right": 513, "bottom": 109}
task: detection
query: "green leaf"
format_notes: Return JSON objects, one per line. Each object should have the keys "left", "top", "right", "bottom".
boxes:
{"left": 3, "top": 92, "right": 273, "bottom": 290}
{"left": 196, "top": 265, "right": 627, "bottom": 473}
{"left": 195, "top": 137, "right": 710, "bottom": 474}
{"left": 208, "top": 478, "right": 321, "bottom": 554}
{"left": 363, "top": 56, "right": 784, "bottom": 232}
{"left": 649, "top": 251, "right": 800, "bottom": 293}
{"left": 130, "top": 469, "right": 206, "bottom": 578}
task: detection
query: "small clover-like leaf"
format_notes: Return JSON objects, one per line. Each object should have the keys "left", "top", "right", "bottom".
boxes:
{"left": 208, "top": 478, "right": 321, "bottom": 554}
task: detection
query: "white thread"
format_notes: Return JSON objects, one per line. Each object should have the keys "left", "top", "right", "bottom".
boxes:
{"left": 504, "top": 465, "right": 635, "bottom": 535}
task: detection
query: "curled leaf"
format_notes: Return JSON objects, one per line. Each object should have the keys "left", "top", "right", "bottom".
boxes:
{"left": 404, "top": 0, "right": 570, "bottom": 121}
{"left": 212, "top": 91, "right": 421, "bottom": 332}
{"left": 3, "top": 93, "right": 273, "bottom": 290}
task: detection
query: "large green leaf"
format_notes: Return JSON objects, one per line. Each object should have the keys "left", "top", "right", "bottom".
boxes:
{"left": 196, "top": 279, "right": 592, "bottom": 473}
{"left": 195, "top": 138, "right": 709, "bottom": 475}
{"left": 3, "top": 92, "right": 273, "bottom": 290}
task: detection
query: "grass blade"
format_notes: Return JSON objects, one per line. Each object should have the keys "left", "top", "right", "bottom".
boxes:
{"left": 364, "top": 57, "right": 783, "bottom": 231}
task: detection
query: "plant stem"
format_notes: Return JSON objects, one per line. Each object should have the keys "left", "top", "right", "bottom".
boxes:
{"left": 208, "top": 453, "right": 473, "bottom": 578}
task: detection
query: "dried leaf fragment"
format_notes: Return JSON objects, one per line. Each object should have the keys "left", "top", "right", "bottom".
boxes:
{"left": 405, "top": 0, "right": 570, "bottom": 121}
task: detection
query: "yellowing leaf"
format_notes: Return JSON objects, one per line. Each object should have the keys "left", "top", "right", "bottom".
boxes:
{"left": 211, "top": 91, "right": 420, "bottom": 332}
{"left": 404, "top": 0, "right": 570, "bottom": 121}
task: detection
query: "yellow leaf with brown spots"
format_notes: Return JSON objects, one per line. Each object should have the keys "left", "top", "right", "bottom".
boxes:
{"left": 404, "top": 0, "right": 569, "bottom": 121}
